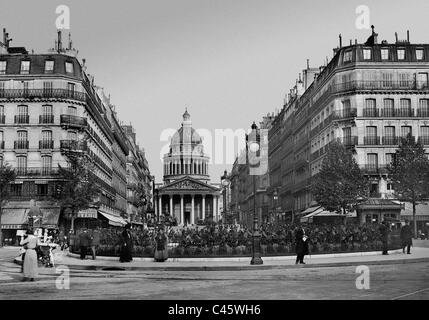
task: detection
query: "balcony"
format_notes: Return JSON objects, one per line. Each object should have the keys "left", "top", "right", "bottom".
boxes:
{"left": 394, "top": 109, "right": 414, "bottom": 117}
{"left": 417, "top": 109, "right": 429, "bottom": 117}
{"left": 60, "top": 140, "right": 87, "bottom": 152}
{"left": 381, "top": 109, "right": 395, "bottom": 117}
{"left": 14, "top": 115, "right": 29, "bottom": 124}
{"left": 39, "top": 114, "right": 54, "bottom": 124}
{"left": 39, "top": 140, "right": 54, "bottom": 149}
{"left": 0, "top": 88, "right": 86, "bottom": 102}
{"left": 0, "top": 114, "right": 4, "bottom": 124}
{"left": 14, "top": 140, "right": 29, "bottom": 149}
{"left": 333, "top": 108, "right": 357, "bottom": 120}
{"left": 418, "top": 136, "right": 429, "bottom": 145}
{"left": 382, "top": 136, "right": 398, "bottom": 145}
{"left": 361, "top": 165, "right": 389, "bottom": 175}
{"left": 15, "top": 167, "right": 60, "bottom": 177}
{"left": 363, "top": 136, "right": 380, "bottom": 145}
{"left": 362, "top": 108, "right": 379, "bottom": 117}
{"left": 342, "top": 136, "right": 358, "bottom": 147}
{"left": 60, "top": 114, "right": 87, "bottom": 129}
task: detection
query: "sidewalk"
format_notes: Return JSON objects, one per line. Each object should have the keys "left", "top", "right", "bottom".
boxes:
{"left": 14, "top": 247, "right": 428, "bottom": 271}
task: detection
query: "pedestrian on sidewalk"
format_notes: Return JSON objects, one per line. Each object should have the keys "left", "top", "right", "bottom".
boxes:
{"left": 400, "top": 220, "right": 413, "bottom": 254}
{"left": 295, "top": 226, "right": 309, "bottom": 264}
{"left": 379, "top": 221, "right": 390, "bottom": 255}
{"left": 90, "top": 228, "right": 100, "bottom": 260}
{"left": 78, "top": 229, "right": 90, "bottom": 260}
{"left": 20, "top": 229, "right": 39, "bottom": 282}
{"left": 154, "top": 226, "right": 168, "bottom": 262}
{"left": 119, "top": 224, "right": 133, "bottom": 263}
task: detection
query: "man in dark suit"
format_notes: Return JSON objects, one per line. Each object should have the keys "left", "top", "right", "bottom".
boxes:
{"left": 400, "top": 220, "right": 413, "bottom": 254}
{"left": 79, "top": 229, "right": 90, "bottom": 260}
{"left": 379, "top": 221, "right": 390, "bottom": 255}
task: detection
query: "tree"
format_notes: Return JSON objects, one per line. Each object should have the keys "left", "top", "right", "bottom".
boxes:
{"left": 0, "top": 164, "right": 16, "bottom": 247}
{"left": 134, "top": 182, "right": 148, "bottom": 223}
{"left": 53, "top": 150, "right": 100, "bottom": 234}
{"left": 388, "top": 135, "right": 429, "bottom": 236}
{"left": 311, "top": 141, "right": 368, "bottom": 216}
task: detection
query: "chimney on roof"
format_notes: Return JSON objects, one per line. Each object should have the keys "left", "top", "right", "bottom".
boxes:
{"left": 350, "top": 39, "right": 352, "bottom": 46}
{"left": 306, "top": 59, "right": 309, "bottom": 69}
{"left": 395, "top": 32, "right": 398, "bottom": 43}
{"left": 407, "top": 30, "right": 410, "bottom": 42}
{"left": 68, "top": 32, "right": 72, "bottom": 50}
{"left": 57, "top": 30, "right": 62, "bottom": 52}
{"left": 339, "top": 34, "right": 342, "bottom": 48}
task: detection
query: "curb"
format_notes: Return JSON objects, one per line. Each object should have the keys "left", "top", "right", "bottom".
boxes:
{"left": 37, "top": 257, "right": 429, "bottom": 272}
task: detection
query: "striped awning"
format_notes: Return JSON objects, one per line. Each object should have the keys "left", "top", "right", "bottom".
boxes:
{"left": 1, "top": 208, "right": 28, "bottom": 229}
{"left": 98, "top": 210, "right": 127, "bottom": 227}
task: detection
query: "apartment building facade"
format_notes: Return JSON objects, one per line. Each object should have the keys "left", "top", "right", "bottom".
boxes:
{"left": 268, "top": 30, "right": 429, "bottom": 223}
{"left": 0, "top": 30, "right": 149, "bottom": 243}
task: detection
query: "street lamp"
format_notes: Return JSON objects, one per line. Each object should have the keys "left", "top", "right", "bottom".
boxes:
{"left": 273, "top": 189, "right": 279, "bottom": 223}
{"left": 246, "top": 121, "right": 263, "bottom": 265}
{"left": 221, "top": 170, "right": 230, "bottom": 225}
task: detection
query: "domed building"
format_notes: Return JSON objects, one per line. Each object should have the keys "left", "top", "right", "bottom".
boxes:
{"left": 156, "top": 110, "right": 220, "bottom": 225}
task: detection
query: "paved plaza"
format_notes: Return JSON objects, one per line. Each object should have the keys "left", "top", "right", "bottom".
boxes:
{"left": 1, "top": 241, "right": 428, "bottom": 300}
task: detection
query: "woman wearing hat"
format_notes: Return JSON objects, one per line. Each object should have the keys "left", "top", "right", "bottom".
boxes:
{"left": 20, "top": 229, "right": 40, "bottom": 281}
{"left": 154, "top": 226, "right": 168, "bottom": 262}
{"left": 119, "top": 224, "right": 134, "bottom": 263}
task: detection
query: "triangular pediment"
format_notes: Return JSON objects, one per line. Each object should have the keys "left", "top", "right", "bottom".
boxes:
{"left": 158, "top": 176, "right": 220, "bottom": 192}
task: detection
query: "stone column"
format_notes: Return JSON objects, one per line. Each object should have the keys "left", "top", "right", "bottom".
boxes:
{"left": 215, "top": 195, "right": 219, "bottom": 222}
{"left": 169, "top": 195, "right": 173, "bottom": 217}
{"left": 180, "top": 195, "right": 184, "bottom": 225}
{"left": 202, "top": 195, "right": 205, "bottom": 220}
{"left": 212, "top": 195, "right": 216, "bottom": 221}
{"left": 191, "top": 195, "right": 195, "bottom": 225}
{"left": 158, "top": 196, "right": 162, "bottom": 216}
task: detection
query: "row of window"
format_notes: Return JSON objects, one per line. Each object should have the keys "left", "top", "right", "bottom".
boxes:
{"left": 343, "top": 47, "right": 425, "bottom": 63}
{"left": 0, "top": 60, "right": 74, "bottom": 75}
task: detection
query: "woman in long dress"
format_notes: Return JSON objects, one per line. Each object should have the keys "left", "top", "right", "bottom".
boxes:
{"left": 119, "top": 224, "right": 133, "bottom": 263}
{"left": 154, "top": 228, "right": 168, "bottom": 262}
{"left": 20, "top": 229, "right": 39, "bottom": 281}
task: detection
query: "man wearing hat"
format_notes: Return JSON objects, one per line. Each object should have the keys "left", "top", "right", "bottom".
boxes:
{"left": 400, "top": 220, "right": 413, "bottom": 254}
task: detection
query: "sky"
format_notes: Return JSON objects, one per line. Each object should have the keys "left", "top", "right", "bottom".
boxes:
{"left": 1, "top": 0, "right": 429, "bottom": 183}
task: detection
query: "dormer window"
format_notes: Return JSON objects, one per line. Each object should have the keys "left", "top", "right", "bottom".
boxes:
{"left": 343, "top": 50, "right": 352, "bottom": 63}
{"left": 65, "top": 62, "right": 74, "bottom": 74}
{"left": 45, "top": 60, "right": 54, "bottom": 73}
{"left": 363, "top": 48, "right": 372, "bottom": 60}
{"left": 381, "top": 48, "right": 389, "bottom": 60}
{"left": 416, "top": 49, "right": 425, "bottom": 60}
{"left": 0, "top": 61, "right": 6, "bottom": 74}
{"left": 20, "top": 61, "right": 30, "bottom": 74}
{"left": 397, "top": 49, "right": 405, "bottom": 60}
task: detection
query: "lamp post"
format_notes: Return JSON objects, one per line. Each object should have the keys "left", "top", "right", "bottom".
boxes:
{"left": 247, "top": 122, "right": 263, "bottom": 265}
{"left": 273, "top": 189, "right": 279, "bottom": 223}
{"left": 221, "top": 170, "right": 230, "bottom": 225}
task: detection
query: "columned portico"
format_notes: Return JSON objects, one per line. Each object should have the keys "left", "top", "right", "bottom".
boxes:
{"left": 156, "top": 110, "right": 221, "bottom": 226}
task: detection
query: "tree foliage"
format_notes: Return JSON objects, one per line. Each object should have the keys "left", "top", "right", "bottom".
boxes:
{"left": 388, "top": 135, "right": 429, "bottom": 235}
{"left": 311, "top": 141, "right": 368, "bottom": 214}
{"left": 0, "top": 163, "right": 17, "bottom": 246}
{"left": 53, "top": 151, "right": 100, "bottom": 231}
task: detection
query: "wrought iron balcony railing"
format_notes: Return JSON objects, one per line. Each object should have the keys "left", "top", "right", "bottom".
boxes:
{"left": 362, "top": 108, "right": 379, "bottom": 117}
{"left": 417, "top": 109, "right": 429, "bottom": 117}
{"left": 14, "top": 115, "right": 29, "bottom": 124}
{"left": 333, "top": 108, "right": 357, "bottom": 120}
{"left": 39, "top": 140, "right": 54, "bottom": 149}
{"left": 14, "top": 140, "right": 29, "bottom": 149}
{"left": 342, "top": 136, "right": 359, "bottom": 146}
{"left": 60, "top": 114, "right": 87, "bottom": 128}
{"left": 382, "top": 136, "right": 398, "bottom": 145}
{"left": 16, "top": 167, "right": 60, "bottom": 177}
{"left": 39, "top": 114, "right": 54, "bottom": 124}
{"left": 0, "top": 114, "right": 4, "bottom": 124}
{"left": 418, "top": 136, "right": 429, "bottom": 145}
{"left": 363, "top": 136, "right": 380, "bottom": 145}
{"left": 60, "top": 140, "right": 87, "bottom": 151}
{"left": 0, "top": 141, "right": 4, "bottom": 149}
{"left": 0, "top": 88, "right": 86, "bottom": 102}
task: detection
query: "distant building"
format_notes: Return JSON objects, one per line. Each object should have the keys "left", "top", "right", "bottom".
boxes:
{"left": 228, "top": 113, "right": 275, "bottom": 227}
{"left": 155, "top": 110, "right": 220, "bottom": 226}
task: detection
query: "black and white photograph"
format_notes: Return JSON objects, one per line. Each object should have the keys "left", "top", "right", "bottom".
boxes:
{"left": 0, "top": 0, "right": 429, "bottom": 310}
